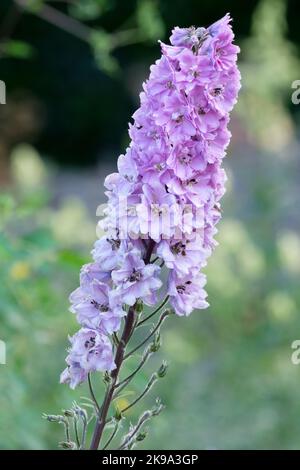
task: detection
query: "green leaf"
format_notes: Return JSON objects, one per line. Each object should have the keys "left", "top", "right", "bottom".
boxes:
{"left": 137, "top": 0, "right": 165, "bottom": 41}
{"left": 2, "top": 40, "right": 34, "bottom": 59}
{"left": 69, "top": 0, "right": 111, "bottom": 21}
{"left": 90, "top": 30, "right": 119, "bottom": 75}
{"left": 57, "top": 249, "right": 88, "bottom": 268}
{"left": 0, "top": 193, "right": 15, "bottom": 217}
{"left": 24, "top": 0, "right": 45, "bottom": 13}
{"left": 90, "top": 29, "right": 112, "bottom": 53}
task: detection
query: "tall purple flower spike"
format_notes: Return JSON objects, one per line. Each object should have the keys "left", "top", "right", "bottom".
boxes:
{"left": 61, "top": 14, "right": 241, "bottom": 389}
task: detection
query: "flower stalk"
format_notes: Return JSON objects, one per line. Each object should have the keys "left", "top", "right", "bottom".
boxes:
{"left": 90, "top": 301, "right": 138, "bottom": 449}
{"left": 47, "top": 14, "right": 240, "bottom": 450}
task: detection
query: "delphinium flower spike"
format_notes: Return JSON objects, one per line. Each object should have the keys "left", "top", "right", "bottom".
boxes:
{"left": 56, "top": 13, "right": 240, "bottom": 450}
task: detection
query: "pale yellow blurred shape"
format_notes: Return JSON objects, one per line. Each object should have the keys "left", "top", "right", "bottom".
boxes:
{"left": 238, "top": 244, "right": 266, "bottom": 278}
{"left": 207, "top": 220, "right": 265, "bottom": 292}
{"left": 223, "top": 221, "right": 265, "bottom": 275}
{"left": 9, "top": 261, "right": 31, "bottom": 281}
{"left": 224, "top": 167, "right": 233, "bottom": 194}
{"left": 265, "top": 291, "right": 296, "bottom": 321}
{"left": 49, "top": 197, "right": 95, "bottom": 247}
{"left": 219, "top": 219, "right": 246, "bottom": 248}
{"left": 33, "top": 330, "right": 52, "bottom": 344}
{"left": 273, "top": 353, "right": 298, "bottom": 387}
{"left": 277, "top": 231, "right": 300, "bottom": 274}
{"left": 164, "top": 330, "right": 199, "bottom": 364}
{"left": 114, "top": 397, "right": 130, "bottom": 414}
{"left": 206, "top": 254, "right": 242, "bottom": 298}
{"left": 11, "top": 144, "right": 47, "bottom": 190}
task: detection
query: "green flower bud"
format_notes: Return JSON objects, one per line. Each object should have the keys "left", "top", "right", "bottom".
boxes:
{"left": 63, "top": 409, "right": 75, "bottom": 418}
{"left": 157, "top": 361, "right": 168, "bottom": 378}
{"left": 59, "top": 441, "right": 77, "bottom": 450}
{"left": 42, "top": 413, "right": 64, "bottom": 423}
{"left": 136, "top": 430, "right": 148, "bottom": 441}
{"left": 114, "top": 409, "right": 123, "bottom": 421}
{"left": 150, "top": 332, "right": 161, "bottom": 352}
{"left": 103, "top": 371, "right": 112, "bottom": 384}
{"left": 152, "top": 398, "right": 164, "bottom": 416}
{"left": 136, "top": 300, "right": 144, "bottom": 313}
{"left": 164, "top": 308, "right": 175, "bottom": 316}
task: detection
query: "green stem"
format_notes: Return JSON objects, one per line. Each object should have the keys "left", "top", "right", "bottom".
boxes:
{"left": 136, "top": 296, "right": 169, "bottom": 328}
{"left": 124, "top": 310, "right": 169, "bottom": 360}
{"left": 88, "top": 373, "right": 101, "bottom": 415}
{"left": 120, "top": 374, "right": 157, "bottom": 414}
{"left": 114, "top": 347, "right": 152, "bottom": 392}
{"left": 102, "top": 421, "right": 120, "bottom": 450}
{"left": 118, "top": 404, "right": 163, "bottom": 450}
{"left": 73, "top": 418, "right": 80, "bottom": 449}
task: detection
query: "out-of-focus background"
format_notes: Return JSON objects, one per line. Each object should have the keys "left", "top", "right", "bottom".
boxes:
{"left": 0, "top": 0, "right": 300, "bottom": 450}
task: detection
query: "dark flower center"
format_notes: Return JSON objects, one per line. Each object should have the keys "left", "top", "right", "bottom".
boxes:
{"left": 128, "top": 269, "right": 142, "bottom": 283}
{"left": 84, "top": 336, "right": 96, "bottom": 349}
{"left": 99, "top": 304, "right": 109, "bottom": 312}
{"left": 175, "top": 114, "right": 184, "bottom": 123}
{"left": 171, "top": 242, "right": 187, "bottom": 256}
{"left": 177, "top": 280, "right": 192, "bottom": 294}
{"left": 212, "top": 87, "right": 223, "bottom": 96}
{"left": 187, "top": 178, "right": 197, "bottom": 187}
{"left": 108, "top": 238, "right": 121, "bottom": 250}
{"left": 179, "top": 153, "right": 192, "bottom": 164}
{"left": 176, "top": 284, "right": 186, "bottom": 294}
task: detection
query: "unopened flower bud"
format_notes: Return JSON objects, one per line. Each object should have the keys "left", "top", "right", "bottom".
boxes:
{"left": 42, "top": 413, "right": 64, "bottom": 423}
{"left": 59, "top": 441, "right": 77, "bottom": 450}
{"left": 103, "top": 371, "right": 112, "bottom": 385}
{"left": 152, "top": 398, "right": 164, "bottom": 416}
{"left": 157, "top": 361, "right": 168, "bottom": 378}
{"left": 72, "top": 402, "right": 88, "bottom": 421}
{"left": 142, "top": 410, "right": 152, "bottom": 420}
{"left": 150, "top": 332, "right": 161, "bottom": 352}
{"left": 136, "top": 430, "right": 148, "bottom": 442}
{"left": 136, "top": 300, "right": 144, "bottom": 313}
{"left": 114, "top": 409, "right": 123, "bottom": 421}
{"left": 164, "top": 308, "right": 175, "bottom": 316}
{"left": 63, "top": 409, "right": 75, "bottom": 418}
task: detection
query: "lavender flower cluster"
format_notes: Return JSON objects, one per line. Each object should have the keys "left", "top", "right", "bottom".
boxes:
{"left": 61, "top": 14, "right": 241, "bottom": 389}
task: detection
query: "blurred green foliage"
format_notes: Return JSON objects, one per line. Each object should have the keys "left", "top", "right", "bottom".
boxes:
{"left": 5, "top": 0, "right": 165, "bottom": 75}
{"left": 0, "top": 179, "right": 89, "bottom": 448}
{"left": 0, "top": 0, "right": 262, "bottom": 165}
{"left": 0, "top": 0, "right": 300, "bottom": 450}
{"left": 1, "top": 136, "right": 300, "bottom": 449}
{"left": 1, "top": 39, "right": 34, "bottom": 59}
{"left": 237, "top": 0, "right": 300, "bottom": 150}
